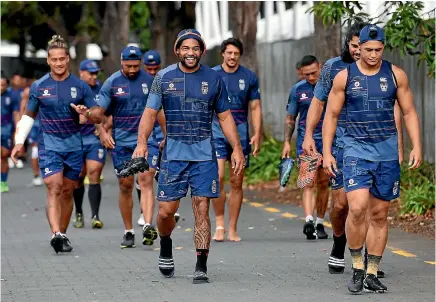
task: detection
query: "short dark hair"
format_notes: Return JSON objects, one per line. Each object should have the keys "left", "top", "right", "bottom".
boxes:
{"left": 47, "top": 35, "right": 69, "bottom": 55}
{"left": 341, "top": 22, "right": 367, "bottom": 63}
{"left": 300, "top": 55, "right": 318, "bottom": 67}
{"left": 220, "top": 38, "right": 244, "bottom": 55}
{"left": 296, "top": 61, "right": 302, "bottom": 69}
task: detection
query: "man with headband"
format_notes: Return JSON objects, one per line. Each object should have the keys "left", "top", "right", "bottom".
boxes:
{"left": 134, "top": 29, "right": 244, "bottom": 284}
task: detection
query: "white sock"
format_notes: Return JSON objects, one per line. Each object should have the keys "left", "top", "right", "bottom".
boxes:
{"left": 305, "top": 215, "right": 314, "bottom": 223}
{"left": 316, "top": 218, "right": 324, "bottom": 225}
{"left": 143, "top": 223, "right": 150, "bottom": 229}
{"left": 125, "top": 229, "right": 135, "bottom": 235}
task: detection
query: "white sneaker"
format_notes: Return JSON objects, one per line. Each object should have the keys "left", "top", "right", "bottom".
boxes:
{"left": 8, "top": 158, "right": 14, "bottom": 169}
{"left": 32, "top": 176, "right": 43, "bottom": 186}
{"left": 137, "top": 214, "right": 145, "bottom": 226}
{"left": 16, "top": 160, "right": 24, "bottom": 169}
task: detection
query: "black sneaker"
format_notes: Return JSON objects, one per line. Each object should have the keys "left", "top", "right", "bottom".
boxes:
{"left": 193, "top": 269, "right": 209, "bottom": 284}
{"left": 159, "top": 256, "right": 175, "bottom": 278}
{"left": 364, "top": 250, "right": 386, "bottom": 279}
{"left": 142, "top": 224, "right": 158, "bottom": 246}
{"left": 316, "top": 223, "right": 328, "bottom": 239}
{"left": 174, "top": 213, "right": 180, "bottom": 224}
{"left": 50, "top": 233, "right": 63, "bottom": 254}
{"left": 121, "top": 232, "right": 136, "bottom": 248}
{"left": 347, "top": 269, "right": 365, "bottom": 294}
{"left": 117, "top": 157, "right": 149, "bottom": 178}
{"left": 364, "top": 273, "right": 387, "bottom": 293}
{"left": 303, "top": 220, "right": 316, "bottom": 240}
{"left": 61, "top": 235, "right": 73, "bottom": 252}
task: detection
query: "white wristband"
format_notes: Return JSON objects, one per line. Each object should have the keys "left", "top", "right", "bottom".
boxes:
{"left": 14, "top": 115, "right": 35, "bottom": 145}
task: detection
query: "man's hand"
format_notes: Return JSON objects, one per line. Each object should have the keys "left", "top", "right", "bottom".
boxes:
{"left": 11, "top": 144, "right": 24, "bottom": 164}
{"left": 231, "top": 145, "right": 245, "bottom": 176}
{"left": 302, "top": 135, "right": 317, "bottom": 155}
{"left": 70, "top": 103, "right": 89, "bottom": 115}
{"left": 79, "top": 115, "right": 87, "bottom": 124}
{"left": 408, "top": 147, "right": 422, "bottom": 170}
{"left": 99, "top": 129, "right": 115, "bottom": 149}
{"left": 399, "top": 149, "right": 404, "bottom": 165}
{"left": 281, "top": 141, "right": 291, "bottom": 159}
{"left": 250, "top": 134, "right": 261, "bottom": 157}
{"left": 132, "top": 143, "right": 148, "bottom": 159}
{"left": 159, "top": 138, "right": 166, "bottom": 151}
{"left": 322, "top": 152, "right": 337, "bottom": 177}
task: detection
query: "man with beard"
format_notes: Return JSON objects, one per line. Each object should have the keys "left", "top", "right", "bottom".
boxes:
{"left": 211, "top": 38, "right": 262, "bottom": 242}
{"left": 91, "top": 46, "right": 155, "bottom": 248}
{"left": 302, "top": 22, "right": 402, "bottom": 277}
{"left": 72, "top": 59, "right": 106, "bottom": 229}
{"left": 11, "top": 35, "right": 103, "bottom": 253}
{"left": 133, "top": 29, "right": 244, "bottom": 283}
{"left": 323, "top": 24, "right": 421, "bottom": 293}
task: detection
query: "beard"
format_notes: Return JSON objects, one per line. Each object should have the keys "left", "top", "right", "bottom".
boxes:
{"left": 179, "top": 54, "right": 201, "bottom": 69}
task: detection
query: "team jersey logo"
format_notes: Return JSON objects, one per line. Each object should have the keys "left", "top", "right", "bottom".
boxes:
{"left": 142, "top": 83, "right": 149, "bottom": 95}
{"left": 71, "top": 87, "right": 77, "bottom": 98}
{"left": 5, "top": 97, "right": 10, "bottom": 105}
{"left": 98, "top": 149, "right": 104, "bottom": 159}
{"left": 201, "top": 81, "right": 208, "bottom": 94}
{"left": 167, "top": 83, "right": 176, "bottom": 91}
{"left": 42, "top": 89, "right": 50, "bottom": 96}
{"left": 352, "top": 81, "right": 361, "bottom": 89}
{"left": 211, "top": 180, "right": 217, "bottom": 194}
{"left": 393, "top": 181, "right": 399, "bottom": 195}
{"left": 152, "top": 155, "right": 158, "bottom": 166}
{"left": 300, "top": 93, "right": 308, "bottom": 100}
{"left": 380, "top": 77, "right": 388, "bottom": 92}
{"left": 239, "top": 79, "right": 245, "bottom": 90}
{"left": 116, "top": 88, "right": 125, "bottom": 95}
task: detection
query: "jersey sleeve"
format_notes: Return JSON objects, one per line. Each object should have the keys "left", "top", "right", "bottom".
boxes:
{"left": 313, "top": 60, "right": 332, "bottom": 102}
{"left": 96, "top": 78, "right": 113, "bottom": 110}
{"left": 146, "top": 72, "right": 163, "bottom": 111}
{"left": 249, "top": 73, "right": 261, "bottom": 101}
{"left": 214, "top": 77, "right": 230, "bottom": 114}
{"left": 286, "top": 85, "right": 299, "bottom": 116}
{"left": 26, "top": 83, "right": 39, "bottom": 113}
{"left": 82, "top": 82, "right": 98, "bottom": 108}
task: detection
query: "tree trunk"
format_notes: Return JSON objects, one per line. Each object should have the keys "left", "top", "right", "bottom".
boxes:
{"left": 312, "top": 15, "right": 341, "bottom": 64}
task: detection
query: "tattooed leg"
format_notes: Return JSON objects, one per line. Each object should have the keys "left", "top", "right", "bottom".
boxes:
{"left": 192, "top": 196, "right": 211, "bottom": 249}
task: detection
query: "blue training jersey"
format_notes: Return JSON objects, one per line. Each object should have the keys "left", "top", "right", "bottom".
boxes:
{"left": 81, "top": 84, "right": 101, "bottom": 145}
{"left": 1, "top": 88, "right": 20, "bottom": 137}
{"left": 344, "top": 60, "right": 398, "bottom": 161}
{"left": 287, "top": 79, "right": 323, "bottom": 141}
{"left": 26, "top": 73, "right": 97, "bottom": 152}
{"left": 146, "top": 63, "right": 230, "bottom": 161}
{"left": 96, "top": 69, "right": 154, "bottom": 147}
{"left": 211, "top": 65, "right": 260, "bottom": 143}
{"left": 313, "top": 56, "right": 350, "bottom": 148}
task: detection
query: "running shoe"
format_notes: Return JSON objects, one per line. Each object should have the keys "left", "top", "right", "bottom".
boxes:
{"left": 278, "top": 157, "right": 295, "bottom": 187}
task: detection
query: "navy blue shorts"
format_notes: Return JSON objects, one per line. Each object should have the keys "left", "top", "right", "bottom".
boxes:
{"left": 343, "top": 156, "right": 400, "bottom": 201}
{"left": 330, "top": 146, "right": 345, "bottom": 190}
{"left": 214, "top": 136, "right": 250, "bottom": 168}
{"left": 39, "top": 149, "right": 83, "bottom": 181}
{"left": 157, "top": 160, "right": 219, "bottom": 201}
{"left": 1, "top": 135, "right": 12, "bottom": 150}
{"left": 147, "top": 139, "right": 161, "bottom": 170}
{"left": 83, "top": 143, "right": 107, "bottom": 164}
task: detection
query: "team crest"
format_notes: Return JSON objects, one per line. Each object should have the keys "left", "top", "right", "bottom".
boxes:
{"left": 5, "top": 97, "right": 10, "bottom": 105}
{"left": 42, "top": 89, "right": 50, "bottom": 96}
{"left": 239, "top": 79, "right": 245, "bottom": 90}
{"left": 98, "top": 149, "right": 104, "bottom": 159}
{"left": 380, "top": 77, "right": 388, "bottom": 92}
{"left": 152, "top": 155, "right": 158, "bottom": 166}
{"left": 167, "top": 83, "right": 176, "bottom": 91}
{"left": 70, "top": 87, "right": 77, "bottom": 98}
{"left": 201, "top": 81, "right": 208, "bottom": 94}
{"left": 116, "top": 88, "right": 124, "bottom": 95}
{"left": 393, "top": 181, "right": 399, "bottom": 195}
{"left": 142, "top": 83, "right": 149, "bottom": 94}
{"left": 352, "top": 81, "right": 360, "bottom": 89}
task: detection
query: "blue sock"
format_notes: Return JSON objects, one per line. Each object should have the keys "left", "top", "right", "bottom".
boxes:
{"left": 1, "top": 172, "right": 8, "bottom": 182}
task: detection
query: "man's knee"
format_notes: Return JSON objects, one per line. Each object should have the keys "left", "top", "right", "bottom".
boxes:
{"left": 229, "top": 174, "right": 243, "bottom": 190}
{"left": 138, "top": 171, "right": 154, "bottom": 188}
{"left": 348, "top": 202, "right": 367, "bottom": 224}
{"left": 369, "top": 201, "right": 389, "bottom": 227}
{"left": 119, "top": 178, "right": 134, "bottom": 194}
{"left": 158, "top": 203, "right": 177, "bottom": 219}
{"left": 87, "top": 167, "right": 102, "bottom": 184}
{"left": 46, "top": 180, "right": 63, "bottom": 197}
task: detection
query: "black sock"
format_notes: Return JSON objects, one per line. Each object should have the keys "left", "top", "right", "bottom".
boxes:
{"left": 73, "top": 185, "right": 85, "bottom": 215}
{"left": 195, "top": 249, "right": 209, "bottom": 272}
{"left": 160, "top": 235, "right": 172, "bottom": 258}
{"left": 88, "top": 184, "right": 102, "bottom": 218}
{"left": 136, "top": 181, "right": 142, "bottom": 213}
{"left": 332, "top": 233, "right": 347, "bottom": 259}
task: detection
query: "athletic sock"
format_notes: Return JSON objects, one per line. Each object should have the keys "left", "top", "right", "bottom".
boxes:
{"left": 349, "top": 247, "right": 364, "bottom": 270}
{"left": 160, "top": 235, "right": 172, "bottom": 257}
{"left": 305, "top": 215, "right": 314, "bottom": 223}
{"left": 73, "top": 185, "right": 85, "bottom": 215}
{"left": 125, "top": 229, "right": 135, "bottom": 235}
{"left": 1, "top": 172, "right": 8, "bottom": 182}
{"left": 332, "top": 233, "right": 347, "bottom": 259}
{"left": 195, "top": 249, "right": 209, "bottom": 272}
{"left": 316, "top": 217, "right": 324, "bottom": 225}
{"left": 88, "top": 184, "right": 102, "bottom": 218}
{"left": 366, "top": 254, "right": 382, "bottom": 276}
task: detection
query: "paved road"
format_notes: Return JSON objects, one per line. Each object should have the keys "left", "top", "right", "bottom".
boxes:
{"left": 2, "top": 163, "right": 435, "bottom": 302}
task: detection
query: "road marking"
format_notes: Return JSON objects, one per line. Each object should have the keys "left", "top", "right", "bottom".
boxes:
{"left": 249, "top": 202, "right": 264, "bottom": 208}
{"left": 264, "top": 207, "right": 280, "bottom": 213}
{"left": 281, "top": 212, "right": 297, "bottom": 218}
{"left": 175, "top": 246, "right": 183, "bottom": 250}
{"left": 243, "top": 198, "right": 249, "bottom": 203}
{"left": 392, "top": 250, "right": 417, "bottom": 258}
{"left": 323, "top": 221, "right": 332, "bottom": 228}
{"left": 425, "top": 261, "right": 436, "bottom": 265}
{"left": 185, "top": 228, "right": 192, "bottom": 232}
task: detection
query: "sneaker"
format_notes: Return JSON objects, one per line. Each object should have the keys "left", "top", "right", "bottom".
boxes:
{"left": 316, "top": 223, "right": 328, "bottom": 239}
{"left": 1, "top": 182, "right": 9, "bottom": 193}
{"left": 159, "top": 256, "right": 175, "bottom": 278}
{"left": 364, "top": 273, "right": 387, "bottom": 293}
{"left": 61, "top": 235, "right": 73, "bottom": 252}
{"left": 50, "top": 233, "right": 63, "bottom": 254}
{"left": 175, "top": 213, "right": 180, "bottom": 224}
{"left": 121, "top": 232, "right": 135, "bottom": 248}
{"left": 91, "top": 216, "right": 103, "bottom": 229}
{"left": 347, "top": 269, "right": 365, "bottom": 294}
{"left": 116, "top": 157, "right": 149, "bottom": 178}
{"left": 193, "top": 269, "right": 209, "bottom": 284}
{"left": 32, "top": 176, "right": 43, "bottom": 186}
{"left": 8, "top": 158, "right": 15, "bottom": 169}
{"left": 16, "top": 159, "right": 24, "bottom": 169}
{"left": 363, "top": 250, "right": 386, "bottom": 279}
{"left": 142, "top": 224, "right": 158, "bottom": 246}
{"left": 303, "top": 220, "right": 316, "bottom": 240}
{"left": 278, "top": 157, "right": 295, "bottom": 187}
{"left": 73, "top": 213, "right": 84, "bottom": 228}
{"left": 137, "top": 214, "right": 145, "bottom": 226}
